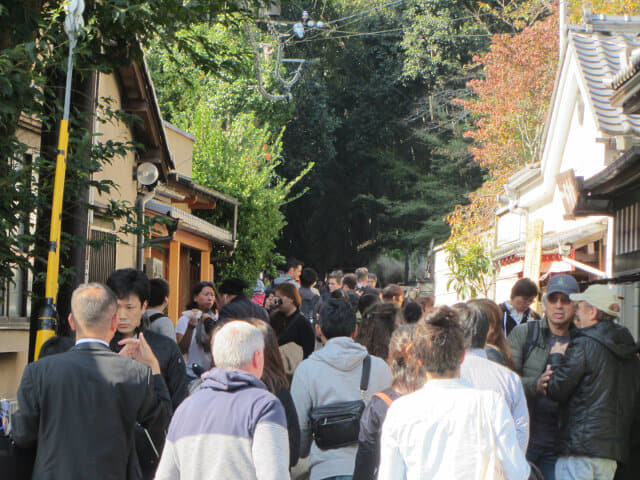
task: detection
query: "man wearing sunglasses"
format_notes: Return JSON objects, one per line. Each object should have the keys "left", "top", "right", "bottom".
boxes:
{"left": 508, "top": 274, "right": 579, "bottom": 480}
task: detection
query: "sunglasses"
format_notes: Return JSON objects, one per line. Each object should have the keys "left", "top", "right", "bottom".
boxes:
{"left": 547, "top": 293, "right": 573, "bottom": 305}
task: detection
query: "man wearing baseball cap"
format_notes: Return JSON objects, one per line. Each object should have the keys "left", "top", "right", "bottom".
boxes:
{"left": 507, "top": 274, "right": 580, "bottom": 479}
{"left": 547, "top": 285, "right": 640, "bottom": 480}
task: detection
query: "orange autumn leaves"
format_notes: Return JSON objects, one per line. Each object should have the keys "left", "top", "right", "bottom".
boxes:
{"left": 446, "top": 10, "right": 559, "bottom": 242}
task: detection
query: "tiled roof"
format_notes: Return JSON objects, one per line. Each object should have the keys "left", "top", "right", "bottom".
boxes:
{"left": 569, "top": 23, "right": 640, "bottom": 135}
{"left": 611, "top": 54, "right": 640, "bottom": 90}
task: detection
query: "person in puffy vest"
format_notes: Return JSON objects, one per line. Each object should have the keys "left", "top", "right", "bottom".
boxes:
{"left": 547, "top": 285, "right": 640, "bottom": 480}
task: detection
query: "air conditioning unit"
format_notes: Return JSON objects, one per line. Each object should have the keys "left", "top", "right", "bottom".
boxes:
{"left": 145, "top": 257, "right": 164, "bottom": 279}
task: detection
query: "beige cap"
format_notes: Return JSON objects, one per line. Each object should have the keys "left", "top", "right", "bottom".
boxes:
{"left": 570, "top": 285, "right": 620, "bottom": 317}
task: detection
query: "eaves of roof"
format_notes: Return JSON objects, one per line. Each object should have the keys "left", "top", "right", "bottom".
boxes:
{"left": 167, "top": 172, "right": 239, "bottom": 206}
{"left": 610, "top": 54, "right": 640, "bottom": 90}
{"left": 493, "top": 221, "right": 607, "bottom": 260}
{"left": 145, "top": 200, "right": 234, "bottom": 247}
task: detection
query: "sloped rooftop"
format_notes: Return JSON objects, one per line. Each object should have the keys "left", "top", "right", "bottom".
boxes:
{"left": 569, "top": 14, "right": 640, "bottom": 135}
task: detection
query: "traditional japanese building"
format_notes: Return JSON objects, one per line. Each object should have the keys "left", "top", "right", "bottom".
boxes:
{"left": 434, "top": 13, "right": 640, "bottom": 313}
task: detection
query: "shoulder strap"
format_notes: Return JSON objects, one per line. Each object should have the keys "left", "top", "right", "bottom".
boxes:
{"left": 523, "top": 320, "right": 540, "bottom": 362}
{"left": 360, "top": 355, "right": 372, "bottom": 394}
{"left": 148, "top": 312, "right": 165, "bottom": 324}
{"left": 311, "top": 294, "right": 320, "bottom": 310}
{"left": 374, "top": 391, "right": 394, "bottom": 407}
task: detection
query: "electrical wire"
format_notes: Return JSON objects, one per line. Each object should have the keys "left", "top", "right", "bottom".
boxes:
{"left": 277, "top": 0, "right": 407, "bottom": 42}
{"left": 326, "top": 0, "right": 406, "bottom": 26}
{"left": 281, "top": 7, "right": 499, "bottom": 47}
{"left": 291, "top": 29, "right": 494, "bottom": 45}
{"left": 247, "top": 0, "right": 526, "bottom": 101}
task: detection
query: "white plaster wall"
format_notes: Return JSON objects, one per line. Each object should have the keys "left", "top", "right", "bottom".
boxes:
{"left": 494, "top": 277, "right": 517, "bottom": 304}
{"left": 561, "top": 95, "right": 606, "bottom": 178}
{"left": 501, "top": 48, "right": 613, "bottom": 241}
{"left": 433, "top": 247, "right": 464, "bottom": 306}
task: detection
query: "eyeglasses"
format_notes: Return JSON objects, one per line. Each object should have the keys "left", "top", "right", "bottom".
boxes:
{"left": 547, "top": 293, "right": 573, "bottom": 305}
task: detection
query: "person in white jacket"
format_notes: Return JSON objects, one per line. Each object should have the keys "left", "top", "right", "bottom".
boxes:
{"left": 456, "top": 302, "right": 530, "bottom": 453}
{"left": 378, "top": 306, "right": 530, "bottom": 480}
{"left": 291, "top": 298, "right": 392, "bottom": 480}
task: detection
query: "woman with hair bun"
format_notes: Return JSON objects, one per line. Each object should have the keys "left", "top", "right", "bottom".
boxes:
{"left": 353, "top": 325, "right": 423, "bottom": 480}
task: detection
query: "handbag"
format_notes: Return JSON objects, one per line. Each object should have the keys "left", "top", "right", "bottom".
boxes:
{"left": 309, "top": 355, "right": 371, "bottom": 450}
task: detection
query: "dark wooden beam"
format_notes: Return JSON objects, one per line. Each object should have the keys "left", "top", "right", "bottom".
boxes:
{"left": 123, "top": 99, "right": 149, "bottom": 113}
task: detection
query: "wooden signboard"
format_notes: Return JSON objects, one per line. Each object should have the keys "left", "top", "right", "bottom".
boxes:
{"left": 523, "top": 219, "right": 544, "bottom": 314}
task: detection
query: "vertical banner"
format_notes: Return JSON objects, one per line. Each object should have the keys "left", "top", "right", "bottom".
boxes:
{"left": 523, "top": 219, "right": 544, "bottom": 314}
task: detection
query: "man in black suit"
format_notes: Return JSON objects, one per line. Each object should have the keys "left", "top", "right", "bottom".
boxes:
{"left": 11, "top": 283, "right": 172, "bottom": 480}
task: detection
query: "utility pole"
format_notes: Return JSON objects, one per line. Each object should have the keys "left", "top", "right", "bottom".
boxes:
{"left": 32, "top": 0, "right": 85, "bottom": 361}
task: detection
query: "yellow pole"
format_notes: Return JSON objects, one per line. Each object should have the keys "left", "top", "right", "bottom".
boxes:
{"left": 34, "top": 120, "right": 70, "bottom": 360}
{"left": 32, "top": 1, "right": 84, "bottom": 361}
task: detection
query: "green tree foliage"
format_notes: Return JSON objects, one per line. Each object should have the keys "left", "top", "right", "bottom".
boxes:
{"left": 444, "top": 239, "right": 493, "bottom": 299}
{"left": 147, "top": 23, "right": 305, "bottom": 284}
{"left": 275, "top": 0, "right": 484, "bottom": 273}
{"left": 146, "top": 23, "right": 292, "bottom": 131}
{"left": 187, "top": 108, "right": 312, "bottom": 285}
{"left": 0, "top": 0, "right": 258, "bottom": 320}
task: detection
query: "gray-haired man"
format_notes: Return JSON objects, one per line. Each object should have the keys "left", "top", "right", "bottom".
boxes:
{"left": 12, "top": 283, "right": 172, "bottom": 480}
{"left": 457, "top": 302, "right": 529, "bottom": 454}
{"left": 155, "top": 321, "right": 290, "bottom": 480}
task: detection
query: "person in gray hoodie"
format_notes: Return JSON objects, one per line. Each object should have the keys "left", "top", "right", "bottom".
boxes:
{"left": 291, "top": 299, "right": 392, "bottom": 480}
{"left": 155, "top": 321, "right": 290, "bottom": 480}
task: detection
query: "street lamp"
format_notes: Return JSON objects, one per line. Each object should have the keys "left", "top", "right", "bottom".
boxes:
{"left": 34, "top": 0, "right": 85, "bottom": 361}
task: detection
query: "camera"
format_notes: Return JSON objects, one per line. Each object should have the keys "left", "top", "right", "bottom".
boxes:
{"left": 272, "top": 296, "right": 283, "bottom": 307}
{"left": 203, "top": 315, "right": 219, "bottom": 336}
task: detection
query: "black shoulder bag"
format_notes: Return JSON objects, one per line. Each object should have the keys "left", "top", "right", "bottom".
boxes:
{"left": 309, "top": 355, "right": 371, "bottom": 450}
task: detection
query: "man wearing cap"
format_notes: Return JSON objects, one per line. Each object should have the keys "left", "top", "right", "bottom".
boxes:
{"left": 546, "top": 285, "right": 640, "bottom": 480}
{"left": 507, "top": 274, "right": 580, "bottom": 479}
{"left": 218, "top": 277, "right": 269, "bottom": 323}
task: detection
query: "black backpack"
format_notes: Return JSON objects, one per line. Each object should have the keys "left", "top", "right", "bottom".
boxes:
{"left": 300, "top": 294, "right": 320, "bottom": 322}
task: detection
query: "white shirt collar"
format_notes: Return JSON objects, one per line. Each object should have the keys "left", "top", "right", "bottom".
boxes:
{"left": 467, "top": 348, "right": 488, "bottom": 359}
{"left": 75, "top": 338, "right": 109, "bottom": 348}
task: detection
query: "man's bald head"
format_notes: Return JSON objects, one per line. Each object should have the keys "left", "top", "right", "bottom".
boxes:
{"left": 70, "top": 283, "right": 117, "bottom": 335}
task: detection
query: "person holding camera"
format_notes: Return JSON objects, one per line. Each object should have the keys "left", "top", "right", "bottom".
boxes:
{"left": 291, "top": 299, "right": 391, "bottom": 480}
{"left": 267, "top": 282, "right": 316, "bottom": 360}
{"left": 176, "top": 281, "right": 217, "bottom": 378}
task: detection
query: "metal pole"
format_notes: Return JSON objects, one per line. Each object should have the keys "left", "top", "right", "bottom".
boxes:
{"left": 34, "top": 0, "right": 84, "bottom": 360}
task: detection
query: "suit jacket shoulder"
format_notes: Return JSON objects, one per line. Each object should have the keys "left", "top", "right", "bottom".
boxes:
{"left": 12, "top": 342, "right": 171, "bottom": 480}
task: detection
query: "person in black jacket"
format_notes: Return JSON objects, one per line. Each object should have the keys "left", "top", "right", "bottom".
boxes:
{"left": 250, "top": 319, "right": 301, "bottom": 468}
{"left": 11, "top": 283, "right": 172, "bottom": 480}
{"left": 218, "top": 277, "right": 270, "bottom": 322}
{"left": 353, "top": 325, "right": 423, "bottom": 480}
{"left": 267, "top": 281, "right": 316, "bottom": 359}
{"left": 106, "top": 269, "right": 189, "bottom": 479}
{"left": 499, "top": 277, "right": 540, "bottom": 336}
{"left": 547, "top": 285, "right": 640, "bottom": 480}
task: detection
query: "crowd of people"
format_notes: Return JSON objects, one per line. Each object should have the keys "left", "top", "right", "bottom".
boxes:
{"left": 6, "top": 260, "right": 640, "bottom": 480}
